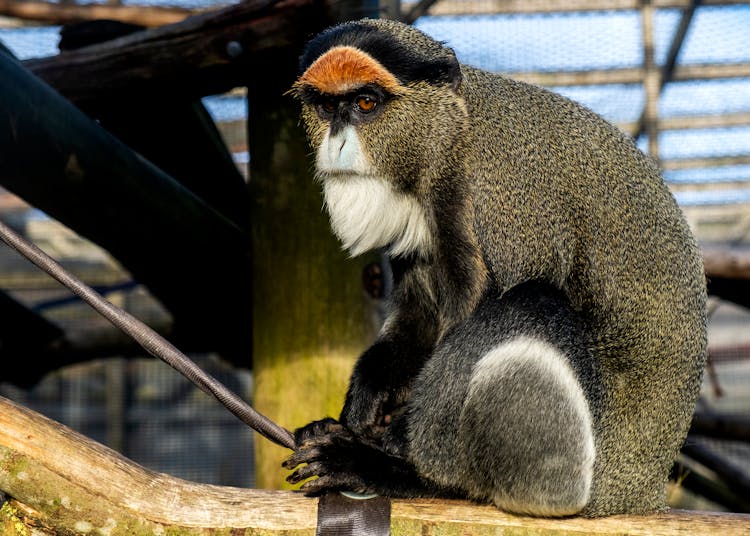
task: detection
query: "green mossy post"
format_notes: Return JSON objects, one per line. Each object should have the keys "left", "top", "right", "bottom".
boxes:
{"left": 247, "top": 49, "right": 380, "bottom": 490}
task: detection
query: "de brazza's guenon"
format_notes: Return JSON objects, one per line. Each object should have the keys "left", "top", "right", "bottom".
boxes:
{"left": 283, "top": 18, "right": 707, "bottom": 517}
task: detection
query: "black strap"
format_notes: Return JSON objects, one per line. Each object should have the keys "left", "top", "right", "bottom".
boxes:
{"left": 317, "top": 493, "right": 391, "bottom": 536}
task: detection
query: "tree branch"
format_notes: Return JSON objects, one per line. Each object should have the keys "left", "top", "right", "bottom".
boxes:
{"left": 2, "top": 396, "right": 750, "bottom": 534}
{"left": 22, "top": 0, "right": 327, "bottom": 105}
{"left": 0, "top": 0, "right": 191, "bottom": 27}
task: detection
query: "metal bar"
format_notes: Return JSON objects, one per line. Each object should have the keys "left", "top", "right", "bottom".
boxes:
{"left": 631, "top": 0, "right": 701, "bottom": 139}
{"left": 640, "top": 0, "right": 661, "bottom": 157}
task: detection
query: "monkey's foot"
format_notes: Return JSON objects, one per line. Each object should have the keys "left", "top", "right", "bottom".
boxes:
{"left": 282, "top": 418, "right": 431, "bottom": 498}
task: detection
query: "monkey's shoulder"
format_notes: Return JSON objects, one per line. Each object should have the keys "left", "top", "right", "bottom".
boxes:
{"left": 455, "top": 64, "right": 666, "bottom": 201}
{"left": 458, "top": 65, "right": 625, "bottom": 142}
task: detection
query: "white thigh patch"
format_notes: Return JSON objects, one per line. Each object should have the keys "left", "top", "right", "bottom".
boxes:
{"left": 469, "top": 336, "right": 596, "bottom": 516}
{"left": 472, "top": 337, "right": 592, "bottom": 428}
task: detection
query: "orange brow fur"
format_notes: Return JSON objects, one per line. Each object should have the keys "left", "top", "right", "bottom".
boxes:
{"left": 295, "top": 46, "right": 404, "bottom": 95}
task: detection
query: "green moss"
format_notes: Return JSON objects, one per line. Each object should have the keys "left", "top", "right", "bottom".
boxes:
{"left": 1, "top": 502, "right": 28, "bottom": 536}
{"left": 1, "top": 453, "right": 28, "bottom": 482}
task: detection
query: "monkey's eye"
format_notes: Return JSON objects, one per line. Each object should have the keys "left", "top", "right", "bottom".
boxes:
{"left": 320, "top": 98, "right": 337, "bottom": 114}
{"left": 355, "top": 95, "right": 377, "bottom": 113}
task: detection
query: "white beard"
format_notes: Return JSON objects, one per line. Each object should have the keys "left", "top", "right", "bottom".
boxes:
{"left": 322, "top": 174, "right": 433, "bottom": 258}
{"left": 315, "top": 125, "right": 433, "bottom": 258}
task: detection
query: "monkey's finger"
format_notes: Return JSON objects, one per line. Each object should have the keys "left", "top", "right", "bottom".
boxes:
{"left": 282, "top": 443, "right": 332, "bottom": 469}
{"left": 295, "top": 426, "right": 356, "bottom": 452}
{"left": 299, "top": 434, "right": 338, "bottom": 450}
{"left": 299, "top": 474, "right": 340, "bottom": 496}
{"left": 286, "top": 468, "right": 311, "bottom": 486}
{"left": 281, "top": 454, "right": 301, "bottom": 470}
{"left": 286, "top": 461, "right": 328, "bottom": 485}
{"left": 281, "top": 452, "right": 308, "bottom": 470}
{"left": 293, "top": 417, "right": 343, "bottom": 444}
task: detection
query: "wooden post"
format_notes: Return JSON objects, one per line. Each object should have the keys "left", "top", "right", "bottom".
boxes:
{"left": 247, "top": 49, "right": 381, "bottom": 489}
{"left": 630, "top": 0, "right": 699, "bottom": 140}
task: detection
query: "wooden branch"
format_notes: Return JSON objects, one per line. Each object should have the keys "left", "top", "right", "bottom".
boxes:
{"left": 682, "top": 439, "right": 750, "bottom": 502}
{"left": 662, "top": 154, "right": 750, "bottom": 171}
{"left": 617, "top": 111, "right": 750, "bottom": 133}
{"left": 2, "top": 396, "right": 750, "bottom": 534}
{"left": 22, "top": 0, "right": 327, "bottom": 104}
{"left": 510, "top": 62, "right": 750, "bottom": 87}
{"left": 408, "top": 0, "right": 748, "bottom": 16}
{"left": 659, "top": 111, "right": 750, "bottom": 131}
{"left": 0, "top": 395, "right": 314, "bottom": 534}
{"left": 703, "top": 245, "right": 750, "bottom": 280}
{"left": 670, "top": 180, "right": 750, "bottom": 194}
{"left": 0, "top": 0, "right": 192, "bottom": 27}
{"left": 675, "top": 453, "right": 750, "bottom": 513}
{"left": 691, "top": 412, "right": 750, "bottom": 442}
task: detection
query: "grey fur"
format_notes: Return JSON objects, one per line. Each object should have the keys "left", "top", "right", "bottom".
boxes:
{"left": 292, "top": 18, "right": 708, "bottom": 517}
{"left": 408, "top": 286, "right": 600, "bottom": 516}
{"left": 456, "top": 65, "right": 707, "bottom": 516}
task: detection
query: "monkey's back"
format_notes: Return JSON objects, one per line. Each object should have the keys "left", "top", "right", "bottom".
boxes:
{"left": 459, "top": 66, "right": 707, "bottom": 515}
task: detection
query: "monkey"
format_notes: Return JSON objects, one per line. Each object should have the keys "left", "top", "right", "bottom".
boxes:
{"left": 282, "top": 18, "right": 707, "bottom": 517}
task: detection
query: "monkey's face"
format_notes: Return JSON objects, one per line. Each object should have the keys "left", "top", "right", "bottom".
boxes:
{"left": 292, "top": 21, "right": 469, "bottom": 258}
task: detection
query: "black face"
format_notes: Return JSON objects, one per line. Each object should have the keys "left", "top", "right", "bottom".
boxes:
{"left": 301, "top": 83, "right": 391, "bottom": 135}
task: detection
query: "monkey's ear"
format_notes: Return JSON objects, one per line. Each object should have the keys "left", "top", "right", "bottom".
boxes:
{"left": 441, "top": 50, "right": 462, "bottom": 93}
{"left": 450, "top": 70, "right": 463, "bottom": 93}
{"left": 285, "top": 82, "right": 316, "bottom": 103}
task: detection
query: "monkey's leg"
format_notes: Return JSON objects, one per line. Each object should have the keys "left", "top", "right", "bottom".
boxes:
{"left": 408, "top": 283, "right": 597, "bottom": 517}
{"left": 461, "top": 336, "right": 595, "bottom": 516}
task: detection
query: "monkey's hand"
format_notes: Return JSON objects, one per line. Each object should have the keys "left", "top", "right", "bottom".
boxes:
{"left": 339, "top": 347, "right": 416, "bottom": 438}
{"left": 282, "top": 417, "right": 429, "bottom": 497}
{"left": 339, "top": 382, "right": 396, "bottom": 440}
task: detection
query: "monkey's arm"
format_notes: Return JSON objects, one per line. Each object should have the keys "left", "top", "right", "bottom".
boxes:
{"left": 339, "top": 259, "right": 441, "bottom": 437}
{"left": 284, "top": 264, "right": 446, "bottom": 496}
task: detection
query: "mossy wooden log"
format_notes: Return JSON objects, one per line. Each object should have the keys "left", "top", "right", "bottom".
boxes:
{"left": 2, "top": 396, "right": 750, "bottom": 535}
